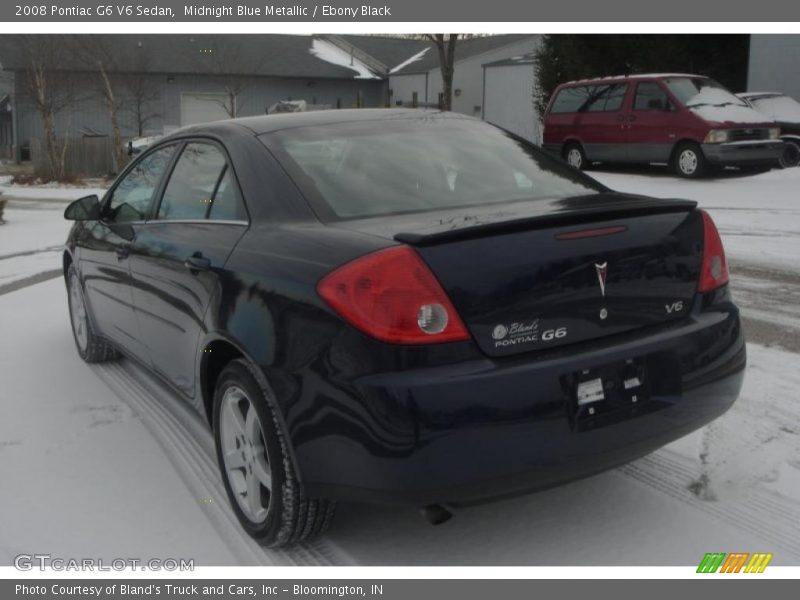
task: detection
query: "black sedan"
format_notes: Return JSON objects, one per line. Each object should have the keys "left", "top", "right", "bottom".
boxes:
{"left": 63, "top": 109, "right": 745, "bottom": 546}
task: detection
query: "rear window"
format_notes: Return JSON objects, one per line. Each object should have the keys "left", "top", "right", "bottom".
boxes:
{"left": 550, "top": 83, "right": 628, "bottom": 114}
{"left": 263, "top": 117, "right": 603, "bottom": 220}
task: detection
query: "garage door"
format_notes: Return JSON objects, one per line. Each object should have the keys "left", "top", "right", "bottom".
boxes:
{"left": 180, "top": 93, "right": 232, "bottom": 126}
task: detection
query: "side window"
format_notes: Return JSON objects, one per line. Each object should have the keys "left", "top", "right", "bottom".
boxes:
{"left": 158, "top": 143, "right": 227, "bottom": 220}
{"left": 634, "top": 82, "right": 670, "bottom": 111}
{"left": 585, "top": 84, "right": 629, "bottom": 112}
{"left": 208, "top": 167, "right": 246, "bottom": 221}
{"left": 550, "top": 86, "right": 591, "bottom": 114}
{"left": 105, "top": 146, "right": 175, "bottom": 223}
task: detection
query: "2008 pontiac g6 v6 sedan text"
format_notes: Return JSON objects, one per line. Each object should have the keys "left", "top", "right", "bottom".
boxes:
{"left": 62, "top": 109, "right": 745, "bottom": 546}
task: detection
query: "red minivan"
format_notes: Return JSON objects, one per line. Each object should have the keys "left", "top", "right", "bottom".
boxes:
{"left": 542, "top": 74, "right": 784, "bottom": 177}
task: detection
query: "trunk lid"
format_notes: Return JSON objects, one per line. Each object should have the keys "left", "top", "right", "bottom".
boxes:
{"left": 334, "top": 193, "right": 703, "bottom": 357}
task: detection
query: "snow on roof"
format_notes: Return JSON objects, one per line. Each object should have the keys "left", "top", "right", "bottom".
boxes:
{"left": 563, "top": 73, "right": 701, "bottom": 85}
{"left": 307, "top": 38, "right": 381, "bottom": 80}
{"left": 389, "top": 47, "right": 430, "bottom": 74}
{"left": 737, "top": 92, "right": 784, "bottom": 99}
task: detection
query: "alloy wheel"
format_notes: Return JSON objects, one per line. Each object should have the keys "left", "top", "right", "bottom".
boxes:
{"left": 68, "top": 274, "right": 89, "bottom": 353}
{"left": 219, "top": 385, "right": 272, "bottom": 524}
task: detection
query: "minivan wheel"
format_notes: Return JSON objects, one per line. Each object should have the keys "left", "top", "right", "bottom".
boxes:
{"left": 66, "top": 265, "right": 118, "bottom": 363}
{"left": 213, "top": 359, "right": 335, "bottom": 547}
{"left": 779, "top": 141, "right": 800, "bottom": 169}
{"left": 564, "top": 143, "right": 587, "bottom": 170}
{"left": 674, "top": 142, "right": 707, "bottom": 178}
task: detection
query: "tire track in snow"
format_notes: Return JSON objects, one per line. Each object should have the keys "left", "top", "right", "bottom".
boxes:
{"left": 92, "top": 359, "right": 351, "bottom": 566}
{"left": 618, "top": 449, "right": 800, "bottom": 557}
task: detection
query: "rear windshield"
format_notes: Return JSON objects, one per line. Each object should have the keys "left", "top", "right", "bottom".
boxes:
{"left": 263, "top": 117, "right": 603, "bottom": 220}
{"left": 663, "top": 77, "right": 747, "bottom": 108}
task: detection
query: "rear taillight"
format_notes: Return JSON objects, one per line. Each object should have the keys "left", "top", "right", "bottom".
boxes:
{"left": 317, "top": 245, "right": 470, "bottom": 345}
{"left": 698, "top": 209, "right": 729, "bottom": 293}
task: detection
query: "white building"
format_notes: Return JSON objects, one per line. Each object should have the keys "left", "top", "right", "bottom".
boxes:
{"left": 389, "top": 35, "right": 542, "bottom": 140}
{"left": 747, "top": 35, "right": 800, "bottom": 99}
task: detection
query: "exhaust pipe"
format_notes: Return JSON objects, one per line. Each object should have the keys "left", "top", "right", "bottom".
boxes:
{"left": 420, "top": 504, "right": 453, "bottom": 525}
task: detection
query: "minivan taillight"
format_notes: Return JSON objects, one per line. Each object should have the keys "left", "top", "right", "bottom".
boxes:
{"left": 697, "top": 210, "right": 729, "bottom": 293}
{"left": 317, "top": 245, "right": 470, "bottom": 344}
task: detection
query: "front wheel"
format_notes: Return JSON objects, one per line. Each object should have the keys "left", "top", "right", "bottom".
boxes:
{"left": 673, "top": 142, "right": 707, "bottom": 178}
{"left": 66, "top": 265, "right": 118, "bottom": 363}
{"left": 213, "top": 359, "right": 335, "bottom": 547}
{"left": 779, "top": 140, "right": 800, "bottom": 169}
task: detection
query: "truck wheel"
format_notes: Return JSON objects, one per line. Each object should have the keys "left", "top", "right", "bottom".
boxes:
{"left": 779, "top": 141, "right": 800, "bottom": 168}
{"left": 673, "top": 142, "right": 707, "bottom": 178}
{"left": 563, "top": 143, "right": 587, "bottom": 170}
{"left": 213, "top": 358, "right": 335, "bottom": 547}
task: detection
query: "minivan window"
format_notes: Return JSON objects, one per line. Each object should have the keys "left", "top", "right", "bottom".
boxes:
{"left": 634, "top": 82, "right": 670, "bottom": 111}
{"left": 663, "top": 77, "right": 747, "bottom": 108}
{"left": 551, "top": 84, "right": 628, "bottom": 113}
{"left": 268, "top": 118, "right": 604, "bottom": 220}
{"left": 158, "top": 143, "right": 227, "bottom": 220}
{"left": 585, "top": 84, "right": 628, "bottom": 112}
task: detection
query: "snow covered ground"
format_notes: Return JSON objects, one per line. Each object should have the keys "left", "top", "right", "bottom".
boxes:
{"left": 1, "top": 167, "right": 799, "bottom": 566}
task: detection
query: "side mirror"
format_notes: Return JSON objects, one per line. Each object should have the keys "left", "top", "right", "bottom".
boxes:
{"left": 64, "top": 195, "right": 101, "bottom": 221}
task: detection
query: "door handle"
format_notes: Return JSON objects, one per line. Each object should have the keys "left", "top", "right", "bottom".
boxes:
{"left": 616, "top": 114, "right": 626, "bottom": 121}
{"left": 184, "top": 255, "right": 211, "bottom": 273}
{"left": 115, "top": 245, "right": 130, "bottom": 260}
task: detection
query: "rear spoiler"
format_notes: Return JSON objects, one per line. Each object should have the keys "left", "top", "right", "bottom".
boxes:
{"left": 394, "top": 199, "right": 698, "bottom": 247}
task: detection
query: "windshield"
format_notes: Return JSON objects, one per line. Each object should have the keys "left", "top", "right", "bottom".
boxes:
{"left": 264, "top": 117, "right": 603, "bottom": 220}
{"left": 664, "top": 77, "right": 747, "bottom": 108}
{"left": 750, "top": 95, "right": 800, "bottom": 122}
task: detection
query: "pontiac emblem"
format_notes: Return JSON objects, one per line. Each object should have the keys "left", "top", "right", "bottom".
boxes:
{"left": 595, "top": 262, "right": 608, "bottom": 298}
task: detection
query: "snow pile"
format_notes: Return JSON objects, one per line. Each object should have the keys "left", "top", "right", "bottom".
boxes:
{"left": 390, "top": 47, "right": 430, "bottom": 74}
{"left": 309, "top": 38, "right": 381, "bottom": 80}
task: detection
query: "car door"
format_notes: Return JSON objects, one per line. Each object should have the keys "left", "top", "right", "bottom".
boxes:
{"left": 574, "top": 82, "right": 631, "bottom": 162}
{"left": 78, "top": 145, "right": 177, "bottom": 358}
{"left": 128, "top": 140, "right": 249, "bottom": 398}
{"left": 626, "top": 81, "right": 677, "bottom": 163}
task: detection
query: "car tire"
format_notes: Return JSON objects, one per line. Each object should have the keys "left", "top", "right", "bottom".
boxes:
{"left": 66, "top": 265, "right": 118, "bottom": 363}
{"left": 213, "top": 358, "right": 335, "bottom": 547}
{"left": 673, "top": 142, "right": 707, "bottom": 178}
{"left": 779, "top": 140, "right": 800, "bottom": 169}
{"left": 563, "top": 142, "right": 588, "bottom": 170}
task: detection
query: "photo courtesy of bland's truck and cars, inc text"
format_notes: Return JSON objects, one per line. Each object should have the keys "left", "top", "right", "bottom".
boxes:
{"left": 0, "top": 30, "right": 798, "bottom": 570}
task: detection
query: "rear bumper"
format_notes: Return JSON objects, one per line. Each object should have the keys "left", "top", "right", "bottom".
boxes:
{"left": 298, "top": 295, "right": 745, "bottom": 507}
{"left": 702, "top": 140, "right": 784, "bottom": 165}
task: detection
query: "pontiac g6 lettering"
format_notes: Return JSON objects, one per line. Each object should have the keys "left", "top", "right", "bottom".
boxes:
{"left": 62, "top": 110, "right": 744, "bottom": 546}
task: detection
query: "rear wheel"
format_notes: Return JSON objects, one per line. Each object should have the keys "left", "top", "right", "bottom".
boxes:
{"left": 213, "top": 359, "right": 335, "bottom": 547}
{"left": 673, "top": 142, "right": 707, "bottom": 178}
{"left": 563, "top": 142, "right": 587, "bottom": 170}
{"left": 779, "top": 140, "right": 800, "bottom": 169}
{"left": 66, "top": 265, "right": 118, "bottom": 363}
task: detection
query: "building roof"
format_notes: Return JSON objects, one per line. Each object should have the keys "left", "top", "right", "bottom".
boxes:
{"left": 483, "top": 53, "right": 537, "bottom": 68}
{"left": 338, "top": 35, "right": 430, "bottom": 71}
{"left": 391, "top": 35, "right": 538, "bottom": 75}
{"left": 0, "top": 34, "right": 424, "bottom": 81}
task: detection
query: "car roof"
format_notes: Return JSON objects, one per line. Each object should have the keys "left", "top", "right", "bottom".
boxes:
{"left": 161, "top": 108, "right": 476, "bottom": 138}
{"left": 560, "top": 73, "right": 703, "bottom": 86}
{"left": 737, "top": 92, "right": 785, "bottom": 100}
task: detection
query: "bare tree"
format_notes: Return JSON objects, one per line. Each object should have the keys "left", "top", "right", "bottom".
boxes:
{"left": 122, "top": 47, "right": 161, "bottom": 137}
{"left": 74, "top": 37, "right": 127, "bottom": 172}
{"left": 425, "top": 35, "right": 458, "bottom": 111}
{"left": 20, "top": 35, "right": 76, "bottom": 180}
{"left": 195, "top": 37, "right": 265, "bottom": 118}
